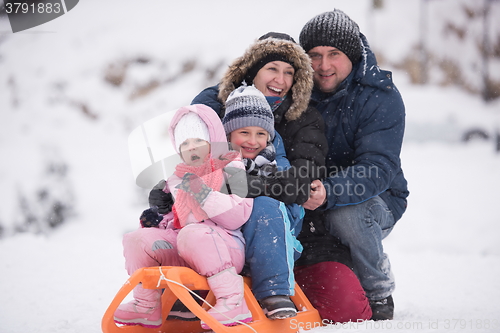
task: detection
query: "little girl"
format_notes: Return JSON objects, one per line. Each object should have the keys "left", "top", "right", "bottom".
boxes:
{"left": 114, "top": 104, "right": 253, "bottom": 329}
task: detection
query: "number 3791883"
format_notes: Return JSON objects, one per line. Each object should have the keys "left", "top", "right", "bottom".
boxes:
{"left": 5, "top": 2, "right": 62, "bottom": 14}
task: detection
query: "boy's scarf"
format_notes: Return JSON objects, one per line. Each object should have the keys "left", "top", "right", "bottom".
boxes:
{"left": 266, "top": 96, "right": 285, "bottom": 112}
{"left": 172, "top": 151, "right": 239, "bottom": 229}
{"left": 254, "top": 142, "right": 276, "bottom": 167}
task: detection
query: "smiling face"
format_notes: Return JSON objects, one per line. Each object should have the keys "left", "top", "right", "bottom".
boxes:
{"left": 253, "top": 61, "right": 295, "bottom": 98}
{"left": 308, "top": 46, "right": 352, "bottom": 93}
{"left": 229, "top": 126, "right": 269, "bottom": 159}
{"left": 179, "top": 138, "right": 211, "bottom": 166}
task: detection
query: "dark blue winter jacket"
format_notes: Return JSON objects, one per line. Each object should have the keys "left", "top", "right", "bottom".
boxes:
{"left": 311, "top": 34, "right": 409, "bottom": 222}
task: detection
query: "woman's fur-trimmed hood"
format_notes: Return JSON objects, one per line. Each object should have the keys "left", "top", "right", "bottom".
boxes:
{"left": 218, "top": 37, "right": 314, "bottom": 121}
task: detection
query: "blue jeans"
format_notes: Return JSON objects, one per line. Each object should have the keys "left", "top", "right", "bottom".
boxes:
{"left": 324, "top": 196, "right": 396, "bottom": 300}
{"left": 241, "top": 196, "right": 304, "bottom": 300}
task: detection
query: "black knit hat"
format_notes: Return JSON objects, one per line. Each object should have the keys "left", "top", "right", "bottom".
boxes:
{"left": 258, "top": 32, "right": 296, "bottom": 43}
{"left": 244, "top": 32, "right": 297, "bottom": 85}
{"left": 299, "top": 9, "right": 363, "bottom": 64}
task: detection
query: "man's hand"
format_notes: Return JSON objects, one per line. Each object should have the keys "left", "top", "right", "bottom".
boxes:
{"left": 302, "top": 179, "right": 326, "bottom": 210}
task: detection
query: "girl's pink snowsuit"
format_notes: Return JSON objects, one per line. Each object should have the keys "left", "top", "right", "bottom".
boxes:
{"left": 122, "top": 104, "right": 253, "bottom": 277}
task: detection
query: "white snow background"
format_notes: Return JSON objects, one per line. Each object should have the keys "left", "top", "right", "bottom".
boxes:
{"left": 1, "top": 0, "right": 500, "bottom": 332}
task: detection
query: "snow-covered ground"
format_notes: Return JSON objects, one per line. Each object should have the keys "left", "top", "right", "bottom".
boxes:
{"left": 1, "top": 1, "right": 500, "bottom": 332}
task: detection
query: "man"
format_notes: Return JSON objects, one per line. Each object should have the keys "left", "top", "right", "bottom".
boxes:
{"left": 298, "top": 9, "right": 409, "bottom": 321}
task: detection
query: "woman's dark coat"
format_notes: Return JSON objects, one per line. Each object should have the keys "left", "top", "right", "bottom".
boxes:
{"left": 192, "top": 37, "right": 328, "bottom": 205}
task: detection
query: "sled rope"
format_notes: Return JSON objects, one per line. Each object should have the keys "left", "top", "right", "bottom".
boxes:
{"left": 157, "top": 267, "right": 257, "bottom": 333}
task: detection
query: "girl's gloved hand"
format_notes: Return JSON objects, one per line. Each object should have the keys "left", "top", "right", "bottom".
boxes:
{"left": 177, "top": 173, "right": 212, "bottom": 204}
{"left": 148, "top": 180, "right": 173, "bottom": 214}
{"left": 140, "top": 206, "right": 163, "bottom": 228}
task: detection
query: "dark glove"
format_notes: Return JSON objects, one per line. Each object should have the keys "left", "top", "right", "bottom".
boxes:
{"left": 265, "top": 167, "right": 311, "bottom": 205}
{"left": 140, "top": 206, "right": 163, "bottom": 228}
{"left": 246, "top": 174, "right": 267, "bottom": 198}
{"left": 176, "top": 173, "right": 212, "bottom": 204}
{"left": 244, "top": 168, "right": 307, "bottom": 204}
{"left": 148, "top": 180, "right": 173, "bottom": 214}
{"left": 259, "top": 163, "right": 277, "bottom": 177}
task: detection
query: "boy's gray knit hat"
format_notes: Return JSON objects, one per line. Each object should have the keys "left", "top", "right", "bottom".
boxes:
{"left": 299, "top": 9, "right": 363, "bottom": 64}
{"left": 223, "top": 85, "right": 275, "bottom": 140}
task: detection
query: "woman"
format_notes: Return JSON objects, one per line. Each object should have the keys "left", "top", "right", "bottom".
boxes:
{"left": 192, "top": 32, "right": 327, "bottom": 206}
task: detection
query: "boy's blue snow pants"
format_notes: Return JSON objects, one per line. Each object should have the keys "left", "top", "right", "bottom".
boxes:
{"left": 241, "top": 196, "right": 304, "bottom": 300}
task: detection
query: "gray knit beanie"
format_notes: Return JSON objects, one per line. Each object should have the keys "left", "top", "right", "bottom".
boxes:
{"left": 223, "top": 85, "right": 275, "bottom": 140}
{"left": 299, "top": 9, "right": 363, "bottom": 64}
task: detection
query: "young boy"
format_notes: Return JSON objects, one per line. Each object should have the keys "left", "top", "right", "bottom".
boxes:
{"left": 222, "top": 85, "right": 305, "bottom": 319}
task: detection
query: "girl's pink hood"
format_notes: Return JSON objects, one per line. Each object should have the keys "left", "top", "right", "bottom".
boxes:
{"left": 169, "top": 104, "right": 228, "bottom": 157}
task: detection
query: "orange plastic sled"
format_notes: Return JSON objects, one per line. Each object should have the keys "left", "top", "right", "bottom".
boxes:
{"left": 102, "top": 266, "right": 323, "bottom": 333}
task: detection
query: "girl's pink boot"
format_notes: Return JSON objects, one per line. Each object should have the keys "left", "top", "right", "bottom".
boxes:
{"left": 200, "top": 267, "right": 252, "bottom": 329}
{"left": 114, "top": 284, "right": 162, "bottom": 328}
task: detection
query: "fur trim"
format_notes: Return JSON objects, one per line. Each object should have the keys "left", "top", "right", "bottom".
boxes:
{"left": 218, "top": 38, "right": 313, "bottom": 121}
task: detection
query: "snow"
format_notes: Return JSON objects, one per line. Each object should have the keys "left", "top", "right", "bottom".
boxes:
{"left": 1, "top": 1, "right": 500, "bottom": 332}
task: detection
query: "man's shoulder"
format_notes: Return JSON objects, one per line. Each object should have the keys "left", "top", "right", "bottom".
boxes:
{"left": 352, "top": 67, "right": 404, "bottom": 105}
{"left": 289, "top": 104, "right": 324, "bottom": 125}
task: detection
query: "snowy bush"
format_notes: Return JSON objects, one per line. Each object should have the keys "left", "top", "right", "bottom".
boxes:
{"left": 1, "top": 149, "right": 75, "bottom": 237}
